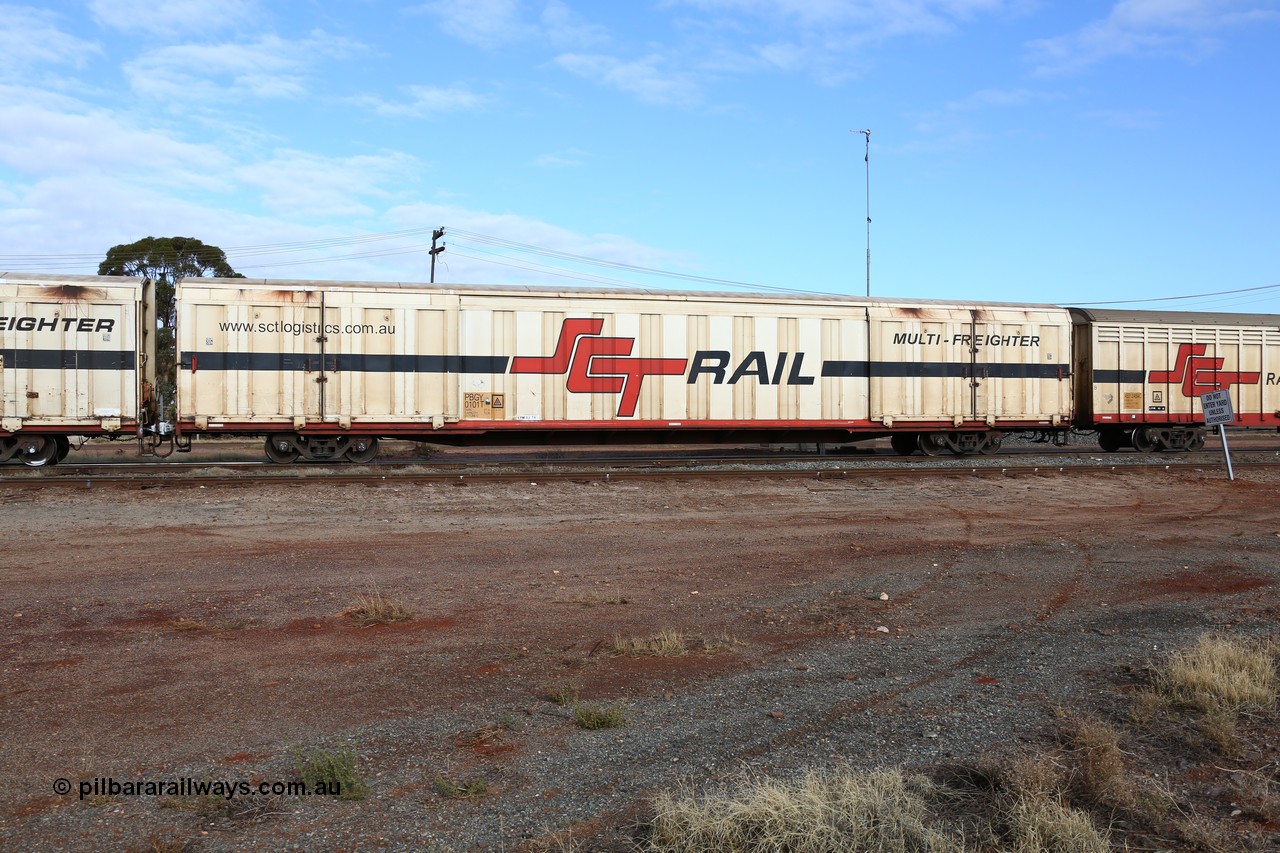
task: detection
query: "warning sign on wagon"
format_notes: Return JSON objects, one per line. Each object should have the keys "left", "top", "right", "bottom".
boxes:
{"left": 1200, "top": 389, "right": 1235, "bottom": 426}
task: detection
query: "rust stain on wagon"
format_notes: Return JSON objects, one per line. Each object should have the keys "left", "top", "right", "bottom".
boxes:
{"left": 45, "top": 285, "right": 107, "bottom": 301}
{"left": 241, "top": 289, "right": 319, "bottom": 304}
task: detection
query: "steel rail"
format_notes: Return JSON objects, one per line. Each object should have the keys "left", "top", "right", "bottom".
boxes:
{"left": 2, "top": 456, "right": 1274, "bottom": 490}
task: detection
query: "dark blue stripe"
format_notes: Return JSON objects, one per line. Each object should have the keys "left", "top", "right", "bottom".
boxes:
{"left": 822, "top": 361, "right": 1068, "bottom": 379}
{"left": 180, "top": 351, "right": 1068, "bottom": 380}
{"left": 1, "top": 348, "right": 136, "bottom": 370}
{"left": 181, "top": 352, "right": 510, "bottom": 374}
{"left": 1093, "top": 369, "right": 1147, "bottom": 383}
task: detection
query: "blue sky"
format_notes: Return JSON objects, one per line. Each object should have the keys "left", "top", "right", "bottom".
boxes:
{"left": 2, "top": 1, "right": 1278, "bottom": 312}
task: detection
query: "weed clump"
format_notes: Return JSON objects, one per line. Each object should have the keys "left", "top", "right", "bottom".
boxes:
{"left": 434, "top": 776, "right": 488, "bottom": 799}
{"left": 574, "top": 703, "right": 627, "bottom": 730}
{"left": 612, "top": 630, "right": 687, "bottom": 657}
{"left": 293, "top": 746, "right": 368, "bottom": 801}
{"left": 1156, "top": 633, "right": 1276, "bottom": 716}
{"left": 649, "top": 769, "right": 962, "bottom": 853}
{"left": 343, "top": 586, "right": 414, "bottom": 627}
{"left": 546, "top": 682, "right": 580, "bottom": 706}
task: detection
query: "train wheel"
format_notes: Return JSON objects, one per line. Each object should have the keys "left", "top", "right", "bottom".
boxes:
{"left": 1097, "top": 429, "right": 1124, "bottom": 453}
{"left": 55, "top": 436, "right": 71, "bottom": 462}
{"left": 917, "top": 432, "right": 948, "bottom": 456}
{"left": 344, "top": 437, "right": 379, "bottom": 463}
{"left": 978, "top": 431, "right": 1003, "bottom": 455}
{"left": 264, "top": 435, "right": 301, "bottom": 464}
{"left": 20, "top": 438, "right": 58, "bottom": 467}
{"left": 1132, "top": 427, "right": 1162, "bottom": 453}
{"left": 1184, "top": 430, "right": 1206, "bottom": 452}
{"left": 889, "top": 434, "right": 917, "bottom": 456}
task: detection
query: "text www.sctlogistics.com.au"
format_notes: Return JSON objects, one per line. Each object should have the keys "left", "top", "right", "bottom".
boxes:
{"left": 53, "top": 776, "right": 345, "bottom": 801}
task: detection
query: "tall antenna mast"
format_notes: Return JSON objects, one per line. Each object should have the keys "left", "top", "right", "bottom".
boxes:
{"left": 852, "top": 129, "right": 871, "bottom": 297}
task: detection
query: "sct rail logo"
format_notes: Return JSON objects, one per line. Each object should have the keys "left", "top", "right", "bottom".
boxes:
{"left": 510, "top": 318, "right": 819, "bottom": 417}
{"left": 510, "top": 318, "right": 687, "bottom": 417}
{"left": 1149, "top": 343, "right": 1260, "bottom": 397}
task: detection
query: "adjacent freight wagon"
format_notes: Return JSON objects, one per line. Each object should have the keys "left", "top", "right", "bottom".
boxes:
{"left": 1070, "top": 308, "right": 1280, "bottom": 452}
{"left": 4, "top": 272, "right": 1279, "bottom": 465}
{"left": 176, "top": 278, "right": 1073, "bottom": 461}
{"left": 0, "top": 274, "right": 158, "bottom": 466}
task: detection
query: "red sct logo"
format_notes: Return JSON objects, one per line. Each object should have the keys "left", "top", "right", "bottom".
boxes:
{"left": 1148, "top": 343, "right": 1260, "bottom": 397}
{"left": 510, "top": 319, "right": 688, "bottom": 417}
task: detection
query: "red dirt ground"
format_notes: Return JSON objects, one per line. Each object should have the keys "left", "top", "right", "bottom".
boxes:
{"left": 1, "top": 461, "right": 1277, "bottom": 850}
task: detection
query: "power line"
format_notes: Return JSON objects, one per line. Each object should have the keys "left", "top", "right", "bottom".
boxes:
{"left": 3, "top": 228, "right": 1275, "bottom": 308}
{"left": 1075, "top": 282, "right": 1280, "bottom": 306}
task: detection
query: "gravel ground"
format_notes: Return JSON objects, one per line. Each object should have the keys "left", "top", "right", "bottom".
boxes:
{"left": 1, "top": 458, "right": 1276, "bottom": 850}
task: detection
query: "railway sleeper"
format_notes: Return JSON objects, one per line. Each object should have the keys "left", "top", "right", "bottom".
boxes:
{"left": 264, "top": 434, "right": 380, "bottom": 464}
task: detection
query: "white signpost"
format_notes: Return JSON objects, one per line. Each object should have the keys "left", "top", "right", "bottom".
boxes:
{"left": 1200, "top": 389, "right": 1235, "bottom": 481}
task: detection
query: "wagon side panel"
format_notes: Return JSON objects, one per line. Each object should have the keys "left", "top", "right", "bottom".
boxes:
{"left": 1, "top": 278, "right": 141, "bottom": 435}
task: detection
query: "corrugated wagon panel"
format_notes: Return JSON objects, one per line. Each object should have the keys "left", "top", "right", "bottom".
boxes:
{"left": 1, "top": 279, "right": 142, "bottom": 432}
{"left": 867, "top": 305, "right": 1072, "bottom": 426}
{"left": 1079, "top": 316, "right": 1280, "bottom": 428}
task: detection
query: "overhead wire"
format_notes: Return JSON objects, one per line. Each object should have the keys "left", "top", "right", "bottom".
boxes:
{"left": 1076, "top": 282, "right": 1280, "bottom": 307}
{"left": 2, "top": 226, "right": 1275, "bottom": 308}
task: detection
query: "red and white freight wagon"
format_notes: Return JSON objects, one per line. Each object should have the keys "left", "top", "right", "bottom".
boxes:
{"left": 1070, "top": 308, "right": 1280, "bottom": 452}
{"left": 175, "top": 279, "right": 1075, "bottom": 461}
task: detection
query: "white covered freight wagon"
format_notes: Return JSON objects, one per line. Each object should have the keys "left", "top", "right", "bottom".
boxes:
{"left": 1, "top": 273, "right": 156, "bottom": 466}
{"left": 176, "top": 279, "right": 1074, "bottom": 461}
{"left": 1070, "top": 308, "right": 1280, "bottom": 452}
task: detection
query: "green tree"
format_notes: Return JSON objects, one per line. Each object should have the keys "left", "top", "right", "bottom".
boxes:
{"left": 98, "top": 236, "right": 244, "bottom": 408}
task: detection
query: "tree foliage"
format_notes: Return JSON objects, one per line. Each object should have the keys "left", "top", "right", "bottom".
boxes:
{"left": 98, "top": 236, "right": 243, "bottom": 410}
{"left": 98, "top": 236, "right": 242, "bottom": 330}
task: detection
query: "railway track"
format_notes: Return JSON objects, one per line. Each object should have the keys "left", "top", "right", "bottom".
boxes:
{"left": 3, "top": 445, "right": 1275, "bottom": 489}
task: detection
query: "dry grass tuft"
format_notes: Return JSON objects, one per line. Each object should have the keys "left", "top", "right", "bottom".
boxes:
{"left": 648, "top": 769, "right": 962, "bottom": 853}
{"left": 986, "top": 757, "right": 1111, "bottom": 853}
{"left": 546, "top": 682, "right": 580, "bottom": 707}
{"left": 434, "top": 776, "right": 488, "bottom": 799}
{"left": 1001, "top": 796, "right": 1109, "bottom": 853}
{"left": 574, "top": 702, "right": 627, "bottom": 730}
{"left": 342, "top": 586, "right": 415, "bottom": 627}
{"left": 1061, "top": 717, "right": 1135, "bottom": 808}
{"left": 1156, "top": 633, "right": 1276, "bottom": 716}
{"left": 701, "top": 634, "right": 745, "bottom": 654}
{"left": 612, "top": 629, "right": 688, "bottom": 657}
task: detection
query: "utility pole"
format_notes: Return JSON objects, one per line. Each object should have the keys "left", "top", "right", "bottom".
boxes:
{"left": 852, "top": 129, "right": 871, "bottom": 297}
{"left": 429, "top": 227, "right": 446, "bottom": 283}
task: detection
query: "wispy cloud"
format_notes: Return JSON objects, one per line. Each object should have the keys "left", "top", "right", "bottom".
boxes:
{"left": 553, "top": 53, "right": 701, "bottom": 107}
{"left": 386, "top": 202, "right": 699, "bottom": 285}
{"left": 417, "top": 0, "right": 534, "bottom": 48}
{"left": 668, "top": 0, "right": 1009, "bottom": 34}
{"left": 353, "top": 84, "right": 489, "bottom": 118}
{"left": 0, "top": 96, "right": 232, "bottom": 187}
{"left": 87, "top": 0, "right": 258, "bottom": 36}
{"left": 0, "top": 5, "right": 101, "bottom": 72}
{"left": 123, "top": 31, "right": 363, "bottom": 101}
{"left": 534, "top": 147, "right": 586, "bottom": 168}
{"left": 539, "top": 0, "right": 610, "bottom": 47}
{"left": 944, "top": 87, "right": 1059, "bottom": 111}
{"left": 906, "top": 86, "right": 1059, "bottom": 150}
{"left": 235, "top": 150, "right": 420, "bottom": 218}
{"left": 419, "top": 0, "right": 607, "bottom": 49}
{"left": 1028, "top": 0, "right": 1280, "bottom": 74}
